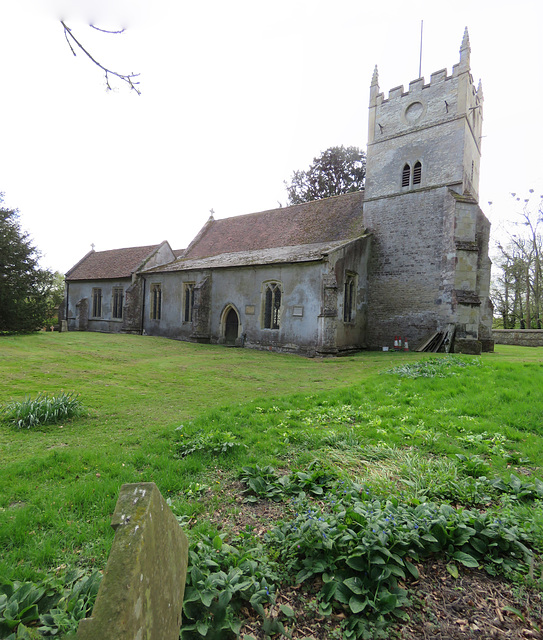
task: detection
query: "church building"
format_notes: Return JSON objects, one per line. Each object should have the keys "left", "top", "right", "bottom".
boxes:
{"left": 64, "top": 29, "right": 493, "bottom": 356}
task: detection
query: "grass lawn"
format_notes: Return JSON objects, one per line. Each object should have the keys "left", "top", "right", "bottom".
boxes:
{"left": 1, "top": 333, "right": 543, "bottom": 638}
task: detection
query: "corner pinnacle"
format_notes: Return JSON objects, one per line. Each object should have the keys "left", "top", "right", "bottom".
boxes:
{"left": 371, "top": 65, "right": 379, "bottom": 87}
{"left": 460, "top": 27, "right": 470, "bottom": 53}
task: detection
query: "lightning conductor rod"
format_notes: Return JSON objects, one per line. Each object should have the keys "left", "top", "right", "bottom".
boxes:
{"left": 418, "top": 19, "right": 423, "bottom": 78}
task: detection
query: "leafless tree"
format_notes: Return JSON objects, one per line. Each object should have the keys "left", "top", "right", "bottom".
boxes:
{"left": 61, "top": 21, "right": 141, "bottom": 94}
{"left": 493, "top": 192, "right": 543, "bottom": 328}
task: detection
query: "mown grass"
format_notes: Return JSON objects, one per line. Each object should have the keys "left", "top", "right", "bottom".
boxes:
{"left": 1, "top": 334, "right": 543, "bottom": 637}
{"left": 0, "top": 332, "right": 408, "bottom": 581}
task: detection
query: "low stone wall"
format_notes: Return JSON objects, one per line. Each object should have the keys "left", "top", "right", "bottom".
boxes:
{"left": 77, "top": 482, "right": 188, "bottom": 640}
{"left": 493, "top": 329, "right": 543, "bottom": 347}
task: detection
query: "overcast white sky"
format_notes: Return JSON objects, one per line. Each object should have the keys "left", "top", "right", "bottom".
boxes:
{"left": 1, "top": 0, "right": 542, "bottom": 274}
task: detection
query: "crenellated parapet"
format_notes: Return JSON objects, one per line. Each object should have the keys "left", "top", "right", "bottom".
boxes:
{"left": 366, "top": 28, "right": 483, "bottom": 201}
{"left": 368, "top": 65, "right": 482, "bottom": 145}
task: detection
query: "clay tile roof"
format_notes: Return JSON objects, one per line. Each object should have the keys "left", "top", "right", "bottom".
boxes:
{"left": 182, "top": 191, "right": 365, "bottom": 261}
{"left": 65, "top": 245, "right": 160, "bottom": 280}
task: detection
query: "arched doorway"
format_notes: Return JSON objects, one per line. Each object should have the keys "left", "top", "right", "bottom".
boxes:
{"left": 224, "top": 307, "right": 240, "bottom": 345}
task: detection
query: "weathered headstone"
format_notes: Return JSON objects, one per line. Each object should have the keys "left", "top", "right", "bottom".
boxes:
{"left": 77, "top": 482, "right": 188, "bottom": 640}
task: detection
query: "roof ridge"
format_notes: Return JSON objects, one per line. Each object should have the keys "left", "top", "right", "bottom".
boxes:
{"left": 213, "top": 189, "right": 365, "bottom": 223}
{"left": 90, "top": 243, "right": 160, "bottom": 256}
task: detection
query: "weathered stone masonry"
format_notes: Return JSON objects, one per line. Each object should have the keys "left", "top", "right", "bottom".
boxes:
{"left": 362, "top": 28, "right": 492, "bottom": 354}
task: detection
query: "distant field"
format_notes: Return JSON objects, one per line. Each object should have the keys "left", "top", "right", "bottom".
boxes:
{"left": 1, "top": 334, "right": 542, "bottom": 638}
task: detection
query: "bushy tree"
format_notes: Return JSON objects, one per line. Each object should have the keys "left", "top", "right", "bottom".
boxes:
{"left": 284, "top": 146, "right": 366, "bottom": 205}
{"left": 0, "top": 197, "right": 58, "bottom": 332}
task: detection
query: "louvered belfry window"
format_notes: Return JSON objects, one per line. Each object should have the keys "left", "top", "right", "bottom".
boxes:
{"left": 413, "top": 161, "right": 422, "bottom": 185}
{"left": 402, "top": 163, "right": 411, "bottom": 187}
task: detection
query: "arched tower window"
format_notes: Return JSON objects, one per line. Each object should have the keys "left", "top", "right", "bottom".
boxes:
{"left": 413, "top": 161, "right": 422, "bottom": 185}
{"left": 402, "top": 164, "right": 411, "bottom": 187}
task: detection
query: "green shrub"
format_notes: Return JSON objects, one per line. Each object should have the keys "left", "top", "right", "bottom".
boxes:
{"left": 2, "top": 392, "right": 85, "bottom": 429}
{"left": 385, "top": 356, "right": 481, "bottom": 378}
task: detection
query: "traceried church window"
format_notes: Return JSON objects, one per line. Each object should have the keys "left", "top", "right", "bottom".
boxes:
{"left": 413, "top": 161, "right": 422, "bottom": 185}
{"left": 263, "top": 282, "right": 282, "bottom": 329}
{"left": 343, "top": 274, "right": 356, "bottom": 322}
{"left": 402, "top": 164, "right": 411, "bottom": 187}
{"left": 112, "top": 287, "right": 124, "bottom": 319}
{"left": 183, "top": 283, "right": 195, "bottom": 322}
{"left": 150, "top": 283, "right": 162, "bottom": 320}
{"left": 92, "top": 288, "right": 102, "bottom": 317}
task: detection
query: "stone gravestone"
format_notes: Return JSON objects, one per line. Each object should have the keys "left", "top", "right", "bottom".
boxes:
{"left": 77, "top": 482, "right": 188, "bottom": 640}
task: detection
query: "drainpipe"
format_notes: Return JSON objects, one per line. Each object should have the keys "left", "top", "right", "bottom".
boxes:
{"left": 65, "top": 282, "right": 70, "bottom": 328}
{"left": 140, "top": 277, "right": 146, "bottom": 335}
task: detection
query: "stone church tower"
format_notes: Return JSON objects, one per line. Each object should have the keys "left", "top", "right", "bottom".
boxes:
{"left": 363, "top": 28, "right": 493, "bottom": 354}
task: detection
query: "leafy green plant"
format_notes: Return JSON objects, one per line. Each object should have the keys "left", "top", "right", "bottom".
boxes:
{"left": 239, "top": 462, "right": 341, "bottom": 502}
{"left": 5, "top": 625, "right": 39, "bottom": 640}
{"left": 266, "top": 482, "right": 534, "bottom": 623}
{"left": 2, "top": 392, "right": 85, "bottom": 429}
{"left": 456, "top": 430, "right": 512, "bottom": 458}
{"left": 239, "top": 465, "right": 288, "bottom": 502}
{"left": 455, "top": 453, "right": 491, "bottom": 477}
{"left": 491, "top": 474, "right": 543, "bottom": 501}
{"left": 179, "top": 464, "right": 541, "bottom": 639}
{"left": 182, "top": 482, "right": 209, "bottom": 500}
{"left": 175, "top": 430, "right": 247, "bottom": 458}
{"left": 386, "top": 356, "right": 480, "bottom": 379}
{"left": 0, "top": 570, "right": 101, "bottom": 639}
{"left": 181, "top": 535, "right": 279, "bottom": 639}
{"left": 0, "top": 581, "right": 60, "bottom": 637}
{"left": 38, "top": 570, "right": 101, "bottom": 637}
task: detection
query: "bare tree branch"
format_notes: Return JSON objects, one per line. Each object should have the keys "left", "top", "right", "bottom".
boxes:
{"left": 60, "top": 21, "right": 141, "bottom": 95}
{"left": 89, "top": 24, "right": 126, "bottom": 35}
